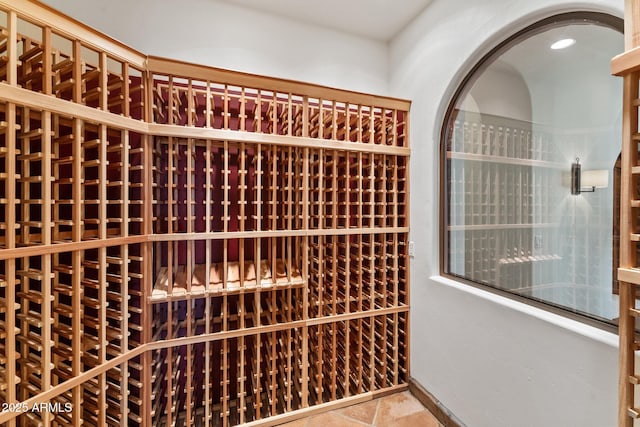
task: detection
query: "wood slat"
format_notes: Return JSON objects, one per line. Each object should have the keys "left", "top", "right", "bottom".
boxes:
{"left": 0, "top": 3, "right": 410, "bottom": 424}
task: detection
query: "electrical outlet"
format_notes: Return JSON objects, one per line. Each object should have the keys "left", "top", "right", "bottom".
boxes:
{"left": 408, "top": 241, "right": 416, "bottom": 257}
{"left": 534, "top": 234, "right": 542, "bottom": 250}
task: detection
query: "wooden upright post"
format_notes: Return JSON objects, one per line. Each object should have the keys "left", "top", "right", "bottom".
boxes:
{"left": 618, "top": 2, "right": 640, "bottom": 426}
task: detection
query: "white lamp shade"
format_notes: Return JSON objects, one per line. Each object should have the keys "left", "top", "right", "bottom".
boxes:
{"left": 582, "top": 169, "right": 608, "bottom": 189}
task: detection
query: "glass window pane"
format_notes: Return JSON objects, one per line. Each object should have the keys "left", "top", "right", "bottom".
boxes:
{"left": 444, "top": 15, "right": 623, "bottom": 323}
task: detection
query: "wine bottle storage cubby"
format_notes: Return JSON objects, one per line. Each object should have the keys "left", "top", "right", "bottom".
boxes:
{"left": 0, "top": 258, "right": 20, "bottom": 407}
{"left": 0, "top": 2, "right": 409, "bottom": 426}
{"left": 16, "top": 255, "right": 52, "bottom": 413}
{"left": 153, "top": 139, "right": 306, "bottom": 234}
{"left": 0, "top": 10, "right": 7, "bottom": 83}
{"left": 308, "top": 233, "right": 408, "bottom": 318}
{"left": 448, "top": 160, "right": 562, "bottom": 228}
{"left": 151, "top": 287, "right": 306, "bottom": 344}
{"left": 51, "top": 251, "right": 73, "bottom": 386}
{"left": 307, "top": 150, "right": 408, "bottom": 230}
{"left": 449, "top": 227, "right": 562, "bottom": 289}
{"left": 448, "top": 111, "right": 555, "bottom": 162}
{"left": 0, "top": 102, "right": 17, "bottom": 252}
{"left": 151, "top": 235, "right": 305, "bottom": 301}
{"left": 3, "top": 12, "right": 146, "bottom": 119}
{"left": 16, "top": 106, "right": 49, "bottom": 247}
{"left": 307, "top": 312, "right": 408, "bottom": 406}
{"left": 150, "top": 328, "right": 307, "bottom": 427}
{"left": 446, "top": 109, "right": 565, "bottom": 294}
{"left": 51, "top": 113, "right": 74, "bottom": 244}
{"left": 0, "top": 109, "right": 147, "bottom": 252}
{"left": 0, "top": 247, "right": 146, "bottom": 425}
{"left": 150, "top": 74, "right": 407, "bottom": 147}
{"left": 127, "top": 355, "right": 144, "bottom": 425}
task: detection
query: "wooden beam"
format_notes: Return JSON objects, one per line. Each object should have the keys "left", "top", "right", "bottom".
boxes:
{"left": 626, "top": 0, "right": 640, "bottom": 50}
{"left": 41, "top": 110, "right": 53, "bottom": 425}
{"left": 5, "top": 102, "right": 17, "bottom": 427}
{"left": 0, "top": 83, "right": 148, "bottom": 132}
{"left": 7, "top": 11, "right": 17, "bottom": 86}
{"left": 147, "top": 56, "right": 410, "bottom": 112}
{"left": 619, "top": 70, "right": 640, "bottom": 427}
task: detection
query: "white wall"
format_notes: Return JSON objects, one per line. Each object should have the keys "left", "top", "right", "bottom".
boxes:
{"left": 468, "top": 60, "right": 532, "bottom": 122}
{"left": 390, "top": 0, "right": 623, "bottom": 426}
{"left": 41, "top": 0, "right": 389, "bottom": 95}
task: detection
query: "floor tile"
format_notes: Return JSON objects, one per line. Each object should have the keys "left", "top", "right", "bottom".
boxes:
{"left": 336, "top": 399, "right": 379, "bottom": 425}
{"left": 307, "top": 411, "right": 369, "bottom": 427}
{"left": 276, "top": 391, "right": 443, "bottom": 427}
{"left": 374, "top": 391, "right": 426, "bottom": 425}
{"left": 377, "top": 409, "right": 441, "bottom": 427}
{"left": 277, "top": 418, "right": 308, "bottom": 427}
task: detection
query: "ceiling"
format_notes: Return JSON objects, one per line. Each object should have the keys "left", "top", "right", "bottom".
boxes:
{"left": 466, "top": 22, "right": 623, "bottom": 130}
{"left": 213, "top": 0, "right": 433, "bottom": 41}
{"left": 499, "top": 24, "right": 623, "bottom": 83}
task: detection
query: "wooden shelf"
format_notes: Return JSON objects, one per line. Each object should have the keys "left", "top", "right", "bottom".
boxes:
{"left": 609, "top": 7, "right": 640, "bottom": 425}
{"left": 448, "top": 223, "right": 559, "bottom": 231}
{"left": 151, "top": 259, "right": 304, "bottom": 302}
{"left": 498, "top": 254, "right": 561, "bottom": 264}
{"left": 0, "top": 3, "right": 410, "bottom": 426}
{"left": 447, "top": 150, "right": 564, "bottom": 168}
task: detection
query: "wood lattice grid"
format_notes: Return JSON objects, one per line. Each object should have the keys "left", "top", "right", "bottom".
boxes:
{"left": 0, "top": 1, "right": 410, "bottom": 426}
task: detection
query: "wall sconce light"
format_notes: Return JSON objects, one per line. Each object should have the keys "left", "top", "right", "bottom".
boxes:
{"left": 571, "top": 158, "right": 608, "bottom": 195}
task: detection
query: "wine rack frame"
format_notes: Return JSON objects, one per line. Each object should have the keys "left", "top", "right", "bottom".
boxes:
{"left": 0, "top": 1, "right": 410, "bottom": 426}
{"left": 613, "top": 1, "right": 640, "bottom": 426}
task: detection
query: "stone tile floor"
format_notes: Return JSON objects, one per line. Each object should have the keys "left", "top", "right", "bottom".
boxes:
{"left": 277, "top": 391, "right": 443, "bottom": 427}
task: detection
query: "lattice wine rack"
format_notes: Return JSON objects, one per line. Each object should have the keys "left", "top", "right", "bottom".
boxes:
{"left": 445, "top": 111, "right": 563, "bottom": 291}
{"left": 0, "top": 1, "right": 410, "bottom": 426}
{"left": 613, "top": 1, "right": 640, "bottom": 425}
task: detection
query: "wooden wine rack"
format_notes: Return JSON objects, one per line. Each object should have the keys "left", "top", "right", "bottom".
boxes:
{"left": 0, "top": 1, "right": 410, "bottom": 426}
{"left": 613, "top": 2, "right": 640, "bottom": 426}
{"left": 445, "top": 110, "right": 563, "bottom": 292}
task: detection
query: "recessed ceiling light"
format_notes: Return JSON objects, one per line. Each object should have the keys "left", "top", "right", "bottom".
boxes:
{"left": 550, "top": 38, "right": 576, "bottom": 50}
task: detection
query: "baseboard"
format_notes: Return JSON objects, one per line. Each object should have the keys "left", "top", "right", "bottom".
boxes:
{"left": 409, "top": 378, "right": 467, "bottom": 427}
